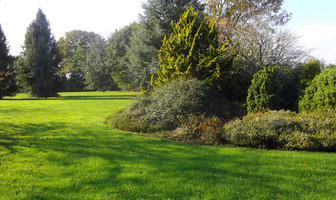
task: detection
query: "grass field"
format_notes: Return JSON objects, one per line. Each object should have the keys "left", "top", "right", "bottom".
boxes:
{"left": 0, "top": 92, "right": 335, "bottom": 199}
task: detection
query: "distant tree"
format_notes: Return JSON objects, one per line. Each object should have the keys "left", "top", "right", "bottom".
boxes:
{"left": 15, "top": 9, "right": 61, "bottom": 98}
{"left": 152, "top": 7, "right": 235, "bottom": 94}
{"left": 82, "top": 39, "right": 118, "bottom": 91}
{"left": 0, "top": 24, "right": 16, "bottom": 99}
{"left": 127, "top": 0, "right": 204, "bottom": 89}
{"left": 106, "top": 24, "right": 137, "bottom": 90}
{"left": 57, "top": 30, "right": 105, "bottom": 91}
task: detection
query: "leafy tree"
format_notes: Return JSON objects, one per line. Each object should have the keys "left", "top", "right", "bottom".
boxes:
{"left": 299, "top": 68, "right": 336, "bottom": 112}
{"left": 15, "top": 9, "right": 61, "bottom": 98}
{"left": 106, "top": 24, "right": 137, "bottom": 90}
{"left": 151, "top": 7, "right": 235, "bottom": 94}
{"left": 247, "top": 66, "right": 281, "bottom": 112}
{"left": 127, "top": 0, "right": 204, "bottom": 89}
{"left": 202, "top": 0, "right": 291, "bottom": 40}
{"left": 201, "top": 0, "right": 299, "bottom": 102}
{"left": 82, "top": 39, "right": 118, "bottom": 91}
{"left": 57, "top": 30, "right": 105, "bottom": 91}
{"left": 0, "top": 24, "right": 16, "bottom": 99}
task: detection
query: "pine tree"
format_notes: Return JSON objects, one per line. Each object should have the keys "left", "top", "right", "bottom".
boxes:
{"left": 16, "top": 9, "right": 61, "bottom": 98}
{"left": 0, "top": 24, "right": 16, "bottom": 99}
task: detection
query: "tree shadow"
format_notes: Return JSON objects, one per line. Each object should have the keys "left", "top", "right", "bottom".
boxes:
{"left": 2, "top": 122, "right": 335, "bottom": 199}
{"left": 2, "top": 94, "right": 138, "bottom": 101}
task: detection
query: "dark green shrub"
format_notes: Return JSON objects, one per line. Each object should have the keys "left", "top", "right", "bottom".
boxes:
{"left": 299, "top": 68, "right": 336, "bottom": 112}
{"left": 107, "top": 78, "right": 245, "bottom": 133}
{"left": 247, "top": 66, "right": 281, "bottom": 112}
{"left": 108, "top": 79, "right": 210, "bottom": 132}
{"left": 223, "top": 110, "right": 336, "bottom": 151}
{"left": 247, "top": 66, "right": 300, "bottom": 112}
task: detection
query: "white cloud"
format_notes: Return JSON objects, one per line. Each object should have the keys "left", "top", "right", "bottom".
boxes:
{"left": 297, "top": 24, "right": 336, "bottom": 64}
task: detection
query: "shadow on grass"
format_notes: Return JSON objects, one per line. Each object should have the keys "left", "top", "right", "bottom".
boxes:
{"left": 2, "top": 122, "right": 334, "bottom": 199}
{"left": 2, "top": 94, "right": 138, "bottom": 101}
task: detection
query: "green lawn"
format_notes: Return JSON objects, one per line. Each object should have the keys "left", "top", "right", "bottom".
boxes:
{"left": 0, "top": 92, "right": 335, "bottom": 199}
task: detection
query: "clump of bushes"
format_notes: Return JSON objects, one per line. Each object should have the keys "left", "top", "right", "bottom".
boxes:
{"left": 107, "top": 78, "right": 245, "bottom": 133}
{"left": 299, "top": 67, "right": 336, "bottom": 112}
{"left": 223, "top": 110, "right": 336, "bottom": 151}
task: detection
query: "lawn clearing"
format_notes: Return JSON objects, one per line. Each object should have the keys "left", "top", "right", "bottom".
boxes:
{"left": 0, "top": 92, "right": 335, "bottom": 199}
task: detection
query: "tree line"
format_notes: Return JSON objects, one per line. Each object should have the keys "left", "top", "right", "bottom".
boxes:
{"left": 0, "top": 0, "right": 332, "bottom": 100}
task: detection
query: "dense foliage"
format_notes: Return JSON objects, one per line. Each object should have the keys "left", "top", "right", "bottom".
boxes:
{"left": 126, "top": 0, "right": 204, "bottom": 89}
{"left": 57, "top": 30, "right": 109, "bottom": 91}
{"left": 107, "top": 78, "right": 244, "bottom": 133}
{"left": 299, "top": 67, "right": 336, "bottom": 112}
{"left": 106, "top": 24, "right": 137, "bottom": 90}
{"left": 81, "top": 39, "right": 118, "bottom": 91}
{"left": 0, "top": 24, "right": 16, "bottom": 99}
{"left": 223, "top": 110, "right": 336, "bottom": 152}
{"left": 152, "top": 7, "right": 235, "bottom": 93}
{"left": 247, "top": 66, "right": 300, "bottom": 112}
{"left": 246, "top": 66, "right": 281, "bottom": 112}
{"left": 15, "top": 9, "right": 61, "bottom": 98}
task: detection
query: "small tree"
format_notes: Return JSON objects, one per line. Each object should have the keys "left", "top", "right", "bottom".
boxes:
{"left": 0, "top": 24, "right": 16, "bottom": 99}
{"left": 16, "top": 9, "right": 61, "bottom": 98}
{"left": 151, "top": 7, "right": 235, "bottom": 92}
{"left": 247, "top": 66, "right": 281, "bottom": 112}
{"left": 299, "top": 68, "right": 336, "bottom": 112}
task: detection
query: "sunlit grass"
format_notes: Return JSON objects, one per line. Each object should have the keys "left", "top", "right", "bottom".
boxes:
{"left": 0, "top": 91, "right": 335, "bottom": 199}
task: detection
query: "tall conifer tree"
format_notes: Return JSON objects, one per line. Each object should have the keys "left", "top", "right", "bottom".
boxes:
{"left": 0, "top": 24, "right": 16, "bottom": 99}
{"left": 16, "top": 9, "right": 60, "bottom": 98}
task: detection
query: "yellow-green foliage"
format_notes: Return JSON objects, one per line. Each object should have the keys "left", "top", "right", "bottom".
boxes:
{"left": 151, "top": 7, "right": 235, "bottom": 91}
{"left": 299, "top": 67, "right": 336, "bottom": 112}
{"left": 223, "top": 110, "right": 336, "bottom": 151}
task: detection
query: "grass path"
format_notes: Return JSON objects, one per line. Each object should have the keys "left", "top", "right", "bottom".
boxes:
{"left": 0, "top": 92, "right": 335, "bottom": 199}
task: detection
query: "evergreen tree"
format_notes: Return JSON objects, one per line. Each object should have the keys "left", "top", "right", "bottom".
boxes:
{"left": 127, "top": 0, "right": 204, "bottom": 89}
{"left": 0, "top": 24, "right": 16, "bottom": 99}
{"left": 82, "top": 38, "right": 118, "bottom": 91}
{"left": 152, "top": 7, "right": 235, "bottom": 93}
{"left": 16, "top": 9, "right": 61, "bottom": 98}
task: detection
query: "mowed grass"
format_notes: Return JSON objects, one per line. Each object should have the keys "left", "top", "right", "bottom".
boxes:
{"left": 0, "top": 92, "right": 335, "bottom": 200}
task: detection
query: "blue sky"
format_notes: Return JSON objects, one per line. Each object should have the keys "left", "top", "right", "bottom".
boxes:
{"left": 283, "top": 0, "right": 336, "bottom": 64}
{"left": 0, "top": 0, "right": 335, "bottom": 64}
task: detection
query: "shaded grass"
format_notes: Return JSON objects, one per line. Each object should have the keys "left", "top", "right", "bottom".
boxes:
{"left": 0, "top": 91, "right": 335, "bottom": 199}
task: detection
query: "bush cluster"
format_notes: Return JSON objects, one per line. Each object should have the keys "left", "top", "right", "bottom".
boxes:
{"left": 107, "top": 78, "right": 245, "bottom": 133}
{"left": 222, "top": 110, "right": 336, "bottom": 151}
